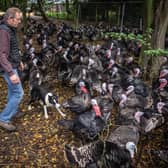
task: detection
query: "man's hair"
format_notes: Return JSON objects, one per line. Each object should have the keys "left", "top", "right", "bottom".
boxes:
{"left": 4, "top": 7, "right": 21, "bottom": 20}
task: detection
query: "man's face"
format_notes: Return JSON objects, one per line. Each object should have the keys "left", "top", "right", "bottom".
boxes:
{"left": 7, "top": 12, "right": 22, "bottom": 28}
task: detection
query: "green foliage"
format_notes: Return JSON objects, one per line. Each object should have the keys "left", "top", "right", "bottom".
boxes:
{"left": 142, "top": 28, "right": 153, "bottom": 49}
{"left": 142, "top": 29, "right": 168, "bottom": 57}
{"left": 105, "top": 32, "right": 141, "bottom": 41}
{"left": 104, "top": 28, "right": 153, "bottom": 49}
{"left": 144, "top": 49, "right": 168, "bottom": 57}
{"left": 46, "top": 11, "right": 73, "bottom": 19}
{"left": 104, "top": 32, "right": 147, "bottom": 47}
{"left": 104, "top": 28, "right": 168, "bottom": 68}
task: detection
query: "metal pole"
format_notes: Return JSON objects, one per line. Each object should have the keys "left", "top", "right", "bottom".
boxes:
{"left": 140, "top": 17, "right": 143, "bottom": 31}
{"left": 76, "top": 4, "right": 80, "bottom": 30}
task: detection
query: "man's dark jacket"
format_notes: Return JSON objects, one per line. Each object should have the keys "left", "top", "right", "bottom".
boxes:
{"left": 0, "top": 21, "right": 21, "bottom": 76}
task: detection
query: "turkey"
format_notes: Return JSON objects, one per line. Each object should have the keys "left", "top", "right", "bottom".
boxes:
{"left": 118, "top": 87, "right": 149, "bottom": 109}
{"left": 116, "top": 106, "right": 142, "bottom": 125}
{"left": 93, "top": 95, "right": 114, "bottom": 116}
{"left": 64, "top": 125, "right": 138, "bottom": 168}
{"left": 152, "top": 77, "right": 168, "bottom": 102}
{"left": 58, "top": 111, "right": 106, "bottom": 140}
{"left": 122, "top": 77, "right": 150, "bottom": 97}
{"left": 69, "top": 65, "right": 89, "bottom": 85}
{"left": 74, "top": 79, "right": 92, "bottom": 96}
{"left": 58, "top": 99, "right": 111, "bottom": 140}
{"left": 122, "top": 56, "right": 142, "bottom": 78}
{"left": 62, "top": 81, "right": 91, "bottom": 114}
{"left": 151, "top": 150, "right": 168, "bottom": 163}
{"left": 134, "top": 108, "right": 164, "bottom": 133}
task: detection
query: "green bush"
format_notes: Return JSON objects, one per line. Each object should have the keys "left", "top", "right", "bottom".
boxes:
{"left": 144, "top": 49, "right": 168, "bottom": 57}
{"left": 46, "top": 11, "right": 74, "bottom": 20}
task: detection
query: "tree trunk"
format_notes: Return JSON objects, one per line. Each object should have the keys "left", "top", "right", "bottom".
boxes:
{"left": 0, "top": 0, "right": 12, "bottom": 10}
{"left": 150, "top": 0, "right": 168, "bottom": 80}
{"left": 65, "top": 0, "right": 70, "bottom": 14}
{"left": 153, "top": 0, "right": 168, "bottom": 49}
{"left": 139, "top": 0, "right": 153, "bottom": 80}
{"left": 21, "top": 0, "right": 28, "bottom": 33}
{"left": 145, "top": 0, "right": 153, "bottom": 28}
{"left": 37, "top": 0, "right": 50, "bottom": 22}
{"left": 65, "top": 0, "right": 69, "bottom": 19}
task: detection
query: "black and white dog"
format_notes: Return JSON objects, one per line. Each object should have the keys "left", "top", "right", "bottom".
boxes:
{"left": 28, "top": 85, "right": 66, "bottom": 119}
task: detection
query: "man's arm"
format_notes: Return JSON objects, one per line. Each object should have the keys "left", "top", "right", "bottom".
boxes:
{"left": 0, "top": 29, "right": 20, "bottom": 84}
{"left": 0, "top": 29, "right": 14, "bottom": 76}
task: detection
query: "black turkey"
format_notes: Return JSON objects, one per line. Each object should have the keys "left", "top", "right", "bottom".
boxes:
{"left": 122, "top": 77, "right": 150, "bottom": 97}
{"left": 58, "top": 99, "right": 110, "bottom": 140}
{"left": 93, "top": 95, "right": 113, "bottom": 117}
{"left": 116, "top": 107, "right": 142, "bottom": 125}
{"left": 58, "top": 111, "right": 106, "bottom": 140}
{"left": 151, "top": 150, "right": 168, "bottom": 163}
{"left": 122, "top": 56, "right": 142, "bottom": 78}
{"left": 28, "top": 65, "right": 44, "bottom": 90}
{"left": 118, "top": 85, "right": 149, "bottom": 109}
{"left": 64, "top": 125, "right": 138, "bottom": 168}
{"left": 134, "top": 108, "right": 164, "bottom": 133}
{"left": 62, "top": 81, "right": 91, "bottom": 114}
{"left": 75, "top": 79, "right": 92, "bottom": 96}
{"left": 152, "top": 77, "right": 168, "bottom": 103}
{"left": 70, "top": 65, "right": 89, "bottom": 85}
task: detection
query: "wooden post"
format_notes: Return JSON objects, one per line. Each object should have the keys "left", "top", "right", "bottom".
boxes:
{"left": 96, "top": 5, "right": 98, "bottom": 22}
{"left": 120, "top": 2, "right": 126, "bottom": 32}
{"left": 117, "top": 5, "right": 121, "bottom": 26}
{"left": 76, "top": 3, "right": 80, "bottom": 30}
{"left": 139, "top": 17, "right": 143, "bottom": 31}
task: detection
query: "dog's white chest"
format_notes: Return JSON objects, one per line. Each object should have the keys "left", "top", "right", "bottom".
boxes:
{"left": 45, "top": 93, "right": 53, "bottom": 106}
{"left": 39, "top": 100, "right": 44, "bottom": 105}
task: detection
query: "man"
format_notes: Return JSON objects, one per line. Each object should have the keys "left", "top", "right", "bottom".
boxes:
{"left": 0, "top": 7, "right": 24, "bottom": 131}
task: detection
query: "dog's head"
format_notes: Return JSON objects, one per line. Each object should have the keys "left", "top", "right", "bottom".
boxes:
{"left": 46, "top": 93, "right": 58, "bottom": 106}
{"left": 46, "top": 93, "right": 66, "bottom": 117}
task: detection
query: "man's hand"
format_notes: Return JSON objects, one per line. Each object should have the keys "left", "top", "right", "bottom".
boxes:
{"left": 19, "top": 61, "right": 24, "bottom": 71}
{"left": 10, "top": 74, "right": 20, "bottom": 84}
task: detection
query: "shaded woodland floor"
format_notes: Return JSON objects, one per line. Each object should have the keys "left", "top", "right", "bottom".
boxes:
{"left": 0, "top": 78, "right": 74, "bottom": 167}
{"left": 0, "top": 77, "right": 167, "bottom": 168}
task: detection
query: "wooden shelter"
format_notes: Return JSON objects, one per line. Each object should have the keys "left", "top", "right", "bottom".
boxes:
{"left": 78, "top": 1, "right": 144, "bottom": 28}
